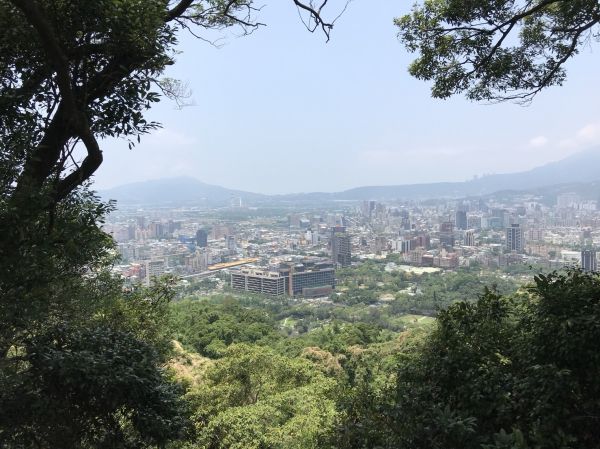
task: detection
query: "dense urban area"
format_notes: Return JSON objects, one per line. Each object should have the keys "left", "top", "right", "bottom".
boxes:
{"left": 108, "top": 192, "right": 598, "bottom": 297}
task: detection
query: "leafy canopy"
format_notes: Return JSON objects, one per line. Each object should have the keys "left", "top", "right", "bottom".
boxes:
{"left": 396, "top": 0, "right": 600, "bottom": 102}
{"left": 355, "top": 269, "right": 600, "bottom": 449}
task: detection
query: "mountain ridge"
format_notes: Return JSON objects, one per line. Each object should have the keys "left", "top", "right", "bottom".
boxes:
{"left": 100, "top": 147, "right": 600, "bottom": 204}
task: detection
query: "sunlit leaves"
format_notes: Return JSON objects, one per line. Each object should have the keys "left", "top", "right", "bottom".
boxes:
{"left": 396, "top": 0, "right": 600, "bottom": 102}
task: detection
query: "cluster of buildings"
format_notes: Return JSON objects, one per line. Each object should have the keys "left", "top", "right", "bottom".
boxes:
{"left": 351, "top": 194, "right": 600, "bottom": 272}
{"left": 104, "top": 190, "right": 600, "bottom": 293}
{"left": 104, "top": 209, "right": 352, "bottom": 293}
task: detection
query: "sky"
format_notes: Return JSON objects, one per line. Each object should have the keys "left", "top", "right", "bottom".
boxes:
{"left": 94, "top": 1, "right": 600, "bottom": 194}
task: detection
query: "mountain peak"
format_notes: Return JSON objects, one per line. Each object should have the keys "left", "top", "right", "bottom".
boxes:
{"left": 101, "top": 147, "right": 600, "bottom": 204}
{"left": 101, "top": 177, "right": 263, "bottom": 205}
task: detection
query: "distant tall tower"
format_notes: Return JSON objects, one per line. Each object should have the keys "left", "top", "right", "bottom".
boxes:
{"left": 196, "top": 229, "right": 208, "bottom": 248}
{"left": 455, "top": 210, "right": 467, "bottom": 230}
{"left": 464, "top": 230, "right": 475, "bottom": 247}
{"left": 331, "top": 226, "right": 351, "bottom": 267}
{"left": 226, "top": 235, "right": 237, "bottom": 253}
{"left": 439, "top": 221, "right": 455, "bottom": 249}
{"left": 361, "top": 201, "right": 377, "bottom": 219}
{"left": 581, "top": 249, "right": 597, "bottom": 272}
{"left": 491, "top": 208, "right": 506, "bottom": 229}
{"left": 145, "top": 259, "right": 165, "bottom": 286}
{"left": 506, "top": 224, "right": 524, "bottom": 253}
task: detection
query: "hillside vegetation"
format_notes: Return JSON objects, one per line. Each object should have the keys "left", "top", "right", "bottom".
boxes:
{"left": 158, "top": 269, "right": 600, "bottom": 449}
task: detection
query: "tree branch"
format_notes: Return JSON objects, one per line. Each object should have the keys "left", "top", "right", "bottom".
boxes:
{"left": 10, "top": 0, "right": 77, "bottom": 113}
{"left": 293, "top": 0, "right": 339, "bottom": 42}
{"left": 10, "top": 0, "right": 103, "bottom": 202}
{"left": 54, "top": 129, "right": 102, "bottom": 202}
{"left": 166, "top": 0, "right": 195, "bottom": 22}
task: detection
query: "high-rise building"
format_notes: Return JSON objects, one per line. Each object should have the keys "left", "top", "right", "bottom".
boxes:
{"left": 196, "top": 229, "right": 208, "bottom": 248}
{"left": 361, "top": 200, "right": 377, "bottom": 219}
{"left": 167, "top": 220, "right": 181, "bottom": 235}
{"left": 395, "top": 238, "right": 414, "bottom": 253}
{"left": 185, "top": 248, "right": 210, "bottom": 274}
{"left": 212, "top": 224, "right": 231, "bottom": 240}
{"left": 467, "top": 215, "right": 482, "bottom": 230}
{"left": 455, "top": 210, "right": 468, "bottom": 230}
{"left": 331, "top": 226, "right": 351, "bottom": 267}
{"left": 326, "top": 213, "right": 343, "bottom": 227}
{"left": 439, "top": 233, "right": 455, "bottom": 248}
{"left": 145, "top": 259, "right": 165, "bottom": 286}
{"left": 581, "top": 249, "right": 597, "bottom": 272}
{"left": 148, "top": 221, "right": 164, "bottom": 239}
{"left": 231, "top": 268, "right": 288, "bottom": 296}
{"left": 491, "top": 209, "right": 506, "bottom": 229}
{"left": 127, "top": 224, "right": 136, "bottom": 241}
{"left": 439, "top": 221, "right": 455, "bottom": 249}
{"left": 284, "top": 262, "right": 336, "bottom": 297}
{"left": 415, "top": 234, "right": 431, "bottom": 249}
{"left": 226, "top": 235, "right": 236, "bottom": 252}
{"left": 464, "top": 230, "right": 475, "bottom": 247}
{"left": 506, "top": 224, "right": 524, "bottom": 253}
{"left": 135, "top": 216, "right": 146, "bottom": 229}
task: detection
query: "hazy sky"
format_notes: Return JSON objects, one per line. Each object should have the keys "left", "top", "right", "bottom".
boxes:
{"left": 94, "top": 1, "right": 600, "bottom": 194}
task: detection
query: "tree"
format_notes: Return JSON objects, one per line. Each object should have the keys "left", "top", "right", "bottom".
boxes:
{"left": 396, "top": 0, "right": 600, "bottom": 102}
{"left": 1, "top": 325, "right": 189, "bottom": 448}
{"left": 0, "top": 3, "right": 349, "bottom": 445}
{"left": 1, "top": 0, "right": 348, "bottom": 205}
{"left": 0, "top": 193, "right": 190, "bottom": 448}
{"left": 168, "top": 298, "right": 281, "bottom": 358}
{"left": 187, "top": 344, "right": 339, "bottom": 449}
{"left": 360, "top": 270, "right": 600, "bottom": 448}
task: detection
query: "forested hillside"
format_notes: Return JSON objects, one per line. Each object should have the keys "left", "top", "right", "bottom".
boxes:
{"left": 162, "top": 270, "right": 600, "bottom": 448}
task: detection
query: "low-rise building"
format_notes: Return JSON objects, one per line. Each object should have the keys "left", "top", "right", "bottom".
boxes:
{"left": 230, "top": 260, "right": 335, "bottom": 297}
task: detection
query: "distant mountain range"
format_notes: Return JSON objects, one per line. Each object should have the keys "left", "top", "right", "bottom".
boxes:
{"left": 101, "top": 147, "right": 600, "bottom": 205}
{"left": 101, "top": 177, "right": 265, "bottom": 206}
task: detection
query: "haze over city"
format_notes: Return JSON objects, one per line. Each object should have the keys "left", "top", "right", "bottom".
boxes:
{"left": 94, "top": 1, "right": 600, "bottom": 194}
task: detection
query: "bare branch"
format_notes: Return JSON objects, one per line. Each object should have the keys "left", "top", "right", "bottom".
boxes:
{"left": 292, "top": 0, "right": 343, "bottom": 42}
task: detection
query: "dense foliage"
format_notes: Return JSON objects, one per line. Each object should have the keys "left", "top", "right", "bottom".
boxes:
{"left": 187, "top": 344, "right": 339, "bottom": 449}
{"left": 344, "top": 270, "right": 600, "bottom": 449}
{"left": 397, "top": 0, "right": 600, "bottom": 102}
{"left": 165, "top": 269, "right": 600, "bottom": 448}
{"left": 0, "top": 191, "right": 191, "bottom": 447}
